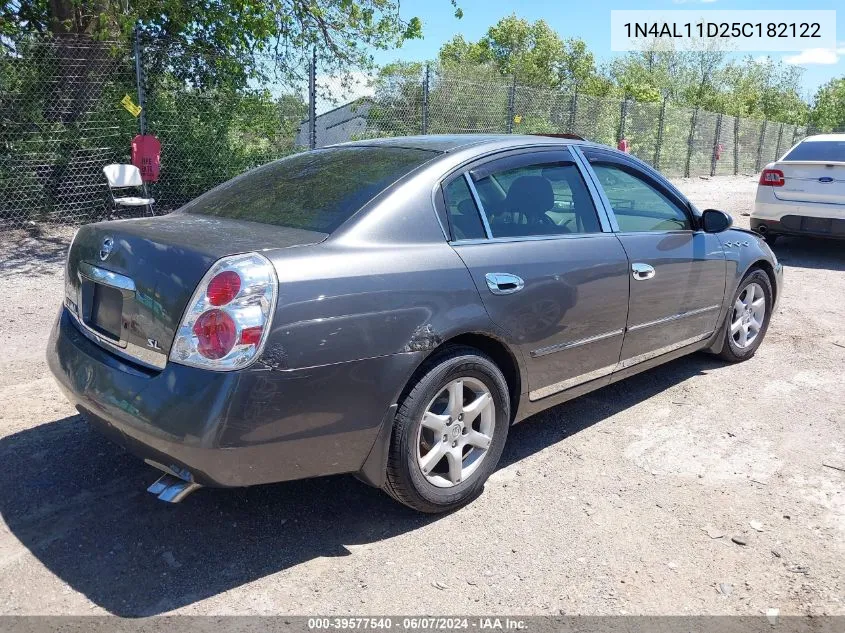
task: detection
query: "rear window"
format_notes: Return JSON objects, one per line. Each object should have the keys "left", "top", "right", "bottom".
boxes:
{"left": 783, "top": 140, "right": 845, "bottom": 162}
{"left": 181, "top": 146, "right": 439, "bottom": 232}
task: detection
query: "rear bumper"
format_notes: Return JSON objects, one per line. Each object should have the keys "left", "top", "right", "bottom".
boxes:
{"left": 752, "top": 197, "right": 845, "bottom": 239}
{"left": 47, "top": 307, "right": 421, "bottom": 487}
{"left": 751, "top": 215, "right": 845, "bottom": 240}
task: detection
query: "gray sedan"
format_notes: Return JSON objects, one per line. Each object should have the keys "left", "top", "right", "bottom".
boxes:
{"left": 47, "top": 135, "right": 783, "bottom": 513}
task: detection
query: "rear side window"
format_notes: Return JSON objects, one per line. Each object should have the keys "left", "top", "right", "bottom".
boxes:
{"left": 783, "top": 140, "right": 845, "bottom": 162}
{"left": 181, "top": 147, "right": 439, "bottom": 233}
{"left": 443, "top": 177, "right": 486, "bottom": 240}
{"left": 473, "top": 161, "right": 602, "bottom": 238}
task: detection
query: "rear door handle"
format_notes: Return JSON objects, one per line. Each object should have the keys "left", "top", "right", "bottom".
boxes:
{"left": 631, "top": 263, "right": 655, "bottom": 281}
{"left": 485, "top": 272, "right": 525, "bottom": 295}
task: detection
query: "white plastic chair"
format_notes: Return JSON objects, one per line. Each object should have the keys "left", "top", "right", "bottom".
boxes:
{"left": 103, "top": 164, "right": 155, "bottom": 217}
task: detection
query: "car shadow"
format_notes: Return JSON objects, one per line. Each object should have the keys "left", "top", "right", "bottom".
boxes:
{"left": 770, "top": 236, "right": 845, "bottom": 272}
{"left": 0, "top": 353, "right": 719, "bottom": 616}
{"left": 0, "top": 228, "right": 71, "bottom": 278}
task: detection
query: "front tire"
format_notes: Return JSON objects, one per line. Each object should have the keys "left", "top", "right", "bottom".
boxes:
{"left": 718, "top": 268, "right": 773, "bottom": 363}
{"left": 384, "top": 346, "right": 510, "bottom": 513}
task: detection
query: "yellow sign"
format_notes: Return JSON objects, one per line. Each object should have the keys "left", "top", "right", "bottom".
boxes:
{"left": 121, "top": 94, "right": 142, "bottom": 117}
{"left": 513, "top": 114, "right": 522, "bottom": 124}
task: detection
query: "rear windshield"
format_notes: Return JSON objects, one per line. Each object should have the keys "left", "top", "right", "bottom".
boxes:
{"left": 783, "top": 140, "right": 845, "bottom": 162}
{"left": 181, "top": 146, "right": 439, "bottom": 232}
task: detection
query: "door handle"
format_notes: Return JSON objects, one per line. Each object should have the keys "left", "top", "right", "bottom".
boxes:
{"left": 631, "top": 263, "right": 656, "bottom": 281}
{"left": 485, "top": 272, "right": 525, "bottom": 295}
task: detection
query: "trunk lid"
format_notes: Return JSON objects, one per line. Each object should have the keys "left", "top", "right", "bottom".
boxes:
{"left": 773, "top": 161, "right": 845, "bottom": 205}
{"left": 64, "top": 213, "right": 326, "bottom": 369}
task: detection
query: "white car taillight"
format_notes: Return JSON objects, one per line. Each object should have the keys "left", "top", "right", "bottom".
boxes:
{"left": 170, "top": 252, "right": 278, "bottom": 371}
{"left": 759, "top": 168, "right": 785, "bottom": 187}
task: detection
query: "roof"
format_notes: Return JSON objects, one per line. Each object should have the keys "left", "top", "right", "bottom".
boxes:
{"left": 803, "top": 134, "right": 845, "bottom": 142}
{"left": 332, "top": 134, "right": 589, "bottom": 153}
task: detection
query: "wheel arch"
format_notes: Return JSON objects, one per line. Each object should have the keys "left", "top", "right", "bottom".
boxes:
{"left": 395, "top": 332, "right": 523, "bottom": 422}
{"left": 356, "top": 331, "right": 524, "bottom": 489}
{"left": 707, "top": 258, "right": 777, "bottom": 355}
{"left": 748, "top": 258, "right": 778, "bottom": 306}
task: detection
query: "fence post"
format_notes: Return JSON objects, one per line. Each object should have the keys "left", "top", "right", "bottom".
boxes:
{"left": 653, "top": 97, "right": 667, "bottom": 169}
{"left": 710, "top": 113, "right": 723, "bottom": 177}
{"left": 755, "top": 120, "right": 767, "bottom": 172}
{"left": 774, "top": 122, "right": 784, "bottom": 160}
{"left": 684, "top": 107, "right": 698, "bottom": 178}
{"left": 618, "top": 97, "right": 630, "bottom": 142}
{"left": 568, "top": 85, "right": 578, "bottom": 134}
{"left": 506, "top": 75, "right": 516, "bottom": 134}
{"left": 733, "top": 117, "right": 740, "bottom": 175}
{"left": 308, "top": 47, "right": 317, "bottom": 150}
{"left": 791, "top": 124, "right": 799, "bottom": 147}
{"left": 133, "top": 26, "right": 147, "bottom": 136}
{"left": 421, "top": 63, "right": 430, "bottom": 135}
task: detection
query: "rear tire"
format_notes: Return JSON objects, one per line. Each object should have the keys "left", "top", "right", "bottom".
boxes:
{"left": 718, "top": 269, "right": 773, "bottom": 363}
{"left": 383, "top": 346, "right": 510, "bottom": 513}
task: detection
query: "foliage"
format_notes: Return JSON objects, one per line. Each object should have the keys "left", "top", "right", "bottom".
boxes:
{"left": 810, "top": 78, "right": 845, "bottom": 131}
{"left": 438, "top": 15, "right": 597, "bottom": 90}
{"left": 147, "top": 83, "right": 307, "bottom": 211}
{"left": 2, "top": 0, "right": 432, "bottom": 90}
{"left": 433, "top": 21, "right": 811, "bottom": 126}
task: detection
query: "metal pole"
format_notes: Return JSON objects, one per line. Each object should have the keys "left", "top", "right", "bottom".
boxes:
{"left": 710, "top": 113, "right": 723, "bottom": 177}
{"left": 774, "top": 122, "right": 784, "bottom": 160}
{"left": 568, "top": 85, "right": 578, "bottom": 135}
{"left": 133, "top": 26, "right": 146, "bottom": 136}
{"left": 653, "top": 97, "right": 667, "bottom": 170}
{"left": 421, "top": 63, "right": 430, "bottom": 135}
{"left": 733, "top": 117, "right": 740, "bottom": 175}
{"left": 308, "top": 47, "right": 317, "bottom": 150}
{"left": 684, "top": 108, "right": 698, "bottom": 178}
{"left": 755, "top": 120, "right": 767, "bottom": 172}
{"left": 618, "top": 98, "right": 629, "bottom": 143}
{"left": 506, "top": 74, "right": 516, "bottom": 134}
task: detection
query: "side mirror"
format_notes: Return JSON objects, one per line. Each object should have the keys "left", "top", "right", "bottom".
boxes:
{"left": 701, "top": 209, "right": 733, "bottom": 233}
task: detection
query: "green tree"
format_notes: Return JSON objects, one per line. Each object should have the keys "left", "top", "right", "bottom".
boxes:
{"left": 2, "top": 0, "right": 439, "bottom": 89}
{"left": 438, "top": 14, "right": 597, "bottom": 89}
{"left": 810, "top": 78, "right": 845, "bottom": 131}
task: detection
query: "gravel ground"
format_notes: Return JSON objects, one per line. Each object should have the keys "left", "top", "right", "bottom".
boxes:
{"left": 0, "top": 175, "right": 843, "bottom": 617}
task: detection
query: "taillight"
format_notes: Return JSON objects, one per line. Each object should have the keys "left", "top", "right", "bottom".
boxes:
{"left": 192, "top": 309, "right": 237, "bottom": 359}
{"left": 759, "top": 169, "right": 785, "bottom": 187}
{"left": 170, "top": 252, "right": 277, "bottom": 371}
{"left": 206, "top": 271, "right": 241, "bottom": 306}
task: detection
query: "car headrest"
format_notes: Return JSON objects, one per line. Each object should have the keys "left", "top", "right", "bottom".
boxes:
{"left": 504, "top": 176, "right": 554, "bottom": 217}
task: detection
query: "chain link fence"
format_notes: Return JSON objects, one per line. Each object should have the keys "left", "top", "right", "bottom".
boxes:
{"left": 334, "top": 65, "right": 813, "bottom": 179}
{"left": 1, "top": 35, "right": 818, "bottom": 234}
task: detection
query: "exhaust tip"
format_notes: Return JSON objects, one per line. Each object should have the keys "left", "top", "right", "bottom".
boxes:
{"left": 147, "top": 473, "right": 202, "bottom": 503}
{"left": 756, "top": 224, "right": 768, "bottom": 234}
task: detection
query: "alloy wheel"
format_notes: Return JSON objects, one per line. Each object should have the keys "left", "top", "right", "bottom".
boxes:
{"left": 731, "top": 282, "right": 766, "bottom": 349}
{"left": 416, "top": 377, "right": 496, "bottom": 488}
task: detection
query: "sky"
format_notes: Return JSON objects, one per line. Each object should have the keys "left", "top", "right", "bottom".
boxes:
{"left": 369, "top": 0, "right": 845, "bottom": 99}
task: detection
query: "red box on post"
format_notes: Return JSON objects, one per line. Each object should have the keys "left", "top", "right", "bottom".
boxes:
{"left": 131, "top": 134, "right": 161, "bottom": 183}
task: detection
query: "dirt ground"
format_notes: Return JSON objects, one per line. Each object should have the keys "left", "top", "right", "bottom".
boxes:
{"left": 0, "top": 175, "right": 843, "bottom": 617}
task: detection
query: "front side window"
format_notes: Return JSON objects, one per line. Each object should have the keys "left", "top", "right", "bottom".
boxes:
{"left": 181, "top": 146, "right": 440, "bottom": 233}
{"left": 471, "top": 161, "right": 602, "bottom": 238}
{"left": 590, "top": 163, "right": 692, "bottom": 232}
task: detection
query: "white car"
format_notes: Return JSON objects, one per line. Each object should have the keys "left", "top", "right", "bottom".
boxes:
{"left": 752, "top": 134, "right": 845, "bottom": 244}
